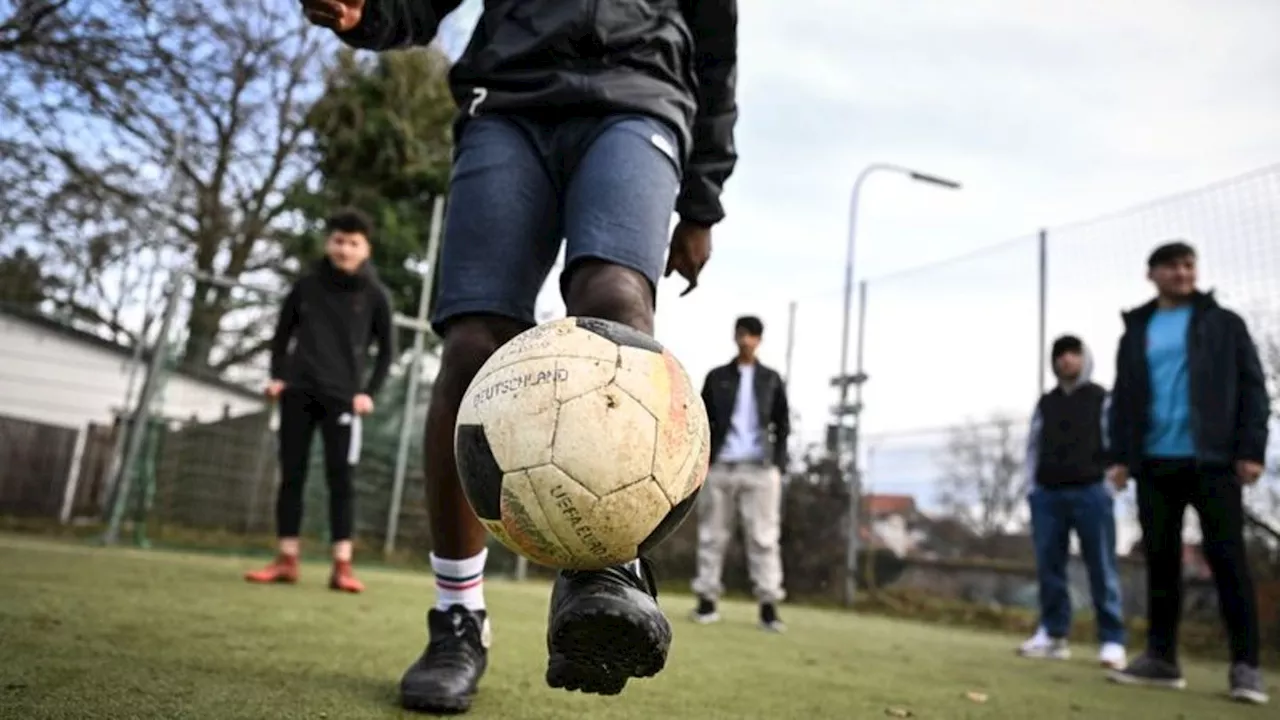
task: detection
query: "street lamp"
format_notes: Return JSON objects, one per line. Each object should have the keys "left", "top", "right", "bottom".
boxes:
{"left": 834, "top": 163, "right": 961, "bottom": 606}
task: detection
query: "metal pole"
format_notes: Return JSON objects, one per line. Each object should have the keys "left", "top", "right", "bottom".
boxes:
{"left": 1037, "top": 229, "right": 1048, "bottom": 396}
{"left": 834, "top": 163, "right": 961, "bottom": 607}
{"left": 843, "top": 280, "right": 869, "bottom": 605}
{"left": 58, "top": 426, "right": 89, "bottom": 524}
{"left": 103, "top": 274, "right": 184, "bottom": 545}
{"left": 101, "top": 267, "right": 159, "bottom": 518}
{"left": 385, "top": 195, "right": 446, "bottom": 556}
{"left": 854, "top": 281, "right": 869, "bottom": 414}
{"left": 104, "top": 135, "right": 184, "bottom": 512}
{"left": 783, "top": 301, "right": 797, "bottom": 386}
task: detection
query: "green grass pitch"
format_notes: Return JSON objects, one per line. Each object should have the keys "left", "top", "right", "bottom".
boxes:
{"left": 0, "top": 534, "right": 1272, "bottom": 719}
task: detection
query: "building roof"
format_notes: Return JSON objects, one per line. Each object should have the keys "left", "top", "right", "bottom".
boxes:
{"left": 864, "top": 494, "right": 918, "bottom": 517}
{"left": 0, "top": 304, "right": 262, "bottom": 402}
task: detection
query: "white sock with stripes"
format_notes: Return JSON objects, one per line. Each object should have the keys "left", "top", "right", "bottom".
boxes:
{"left": 431, "top": 549, "right": 487, "bottom": 612}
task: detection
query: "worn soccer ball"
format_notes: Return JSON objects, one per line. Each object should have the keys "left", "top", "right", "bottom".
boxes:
{"left": 454, "top": 316, "right": 710, "bottom": 571}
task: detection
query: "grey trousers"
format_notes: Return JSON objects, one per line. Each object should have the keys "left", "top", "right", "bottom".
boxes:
{"left": 691, "top": 461, "right": 786, "bottom": 604}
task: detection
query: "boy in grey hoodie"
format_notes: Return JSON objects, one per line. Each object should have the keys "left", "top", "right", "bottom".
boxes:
{"left": 1017, "top": 335, "right": 1127, "bottom": 669}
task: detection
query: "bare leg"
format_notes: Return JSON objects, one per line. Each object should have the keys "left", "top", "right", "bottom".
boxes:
{"left": 424, "top": 315, "right": 528, "bottom": 559}
{"left": 562, "top": 260, "right": 655, "bottom": 334}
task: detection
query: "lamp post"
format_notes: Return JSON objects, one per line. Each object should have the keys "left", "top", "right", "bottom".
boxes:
{"left": 834, "top": 163, "right": 961, "bottom": 606}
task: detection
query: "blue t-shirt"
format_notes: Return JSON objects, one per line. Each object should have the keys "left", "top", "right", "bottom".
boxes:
{"left": 1144, "top": 305, "right": 1195, "bottom": 457}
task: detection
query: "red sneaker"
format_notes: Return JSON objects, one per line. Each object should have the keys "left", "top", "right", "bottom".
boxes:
{"left": 329, "top": 560, "right": 365, "bottom": 593}
{"left": 244, "top": 554, "right": 299, "bottom": 584}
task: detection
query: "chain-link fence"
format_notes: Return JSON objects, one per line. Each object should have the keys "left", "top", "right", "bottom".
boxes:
{"left": 0, "top": 199, "right": 452, "bottom": 561}
{"left": 3, "top": 167, "right": 1279, "bottom": 651}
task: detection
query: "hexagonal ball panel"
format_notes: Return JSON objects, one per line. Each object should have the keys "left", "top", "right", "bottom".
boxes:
{"left": 495, "top": 468, "right": 569, "bottom": 568}
{"left": 614, "top": 345, "right": 709, "bottom": 505}
{"left": 554, "top": 355, "right": 617, "bottom": 404}
{"left": 524, "top": 464, "right": 614, "bottom": 569}
{"left": 552, "top": 385, "right": 656, "bottom": 497}
{"left": 589, "top": 478, "right": 672, "bottom": 565}
{"left": 459, "top": 358, "right": 559, "bottom": 471}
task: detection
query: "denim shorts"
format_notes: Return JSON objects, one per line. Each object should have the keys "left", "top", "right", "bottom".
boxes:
{"left": 430, "top": 113, "right": 682, "bottom": 334}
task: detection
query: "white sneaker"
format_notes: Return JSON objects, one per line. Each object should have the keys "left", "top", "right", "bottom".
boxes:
{"left": 1018, "top": 628, "right": 1070, "bottom": 660}
{"left": 1098, "top": 643, "right": 1127, "bottom": 670}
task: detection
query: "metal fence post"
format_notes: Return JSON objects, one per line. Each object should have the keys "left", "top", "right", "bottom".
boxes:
{"left": 103, "top": 274, "right": 184, "bottom": 545}
{"left": 385, "top": 195, "right": 446, "bottom": 556}
{"left": 843, "top": 279, "right": 869, "bottom": 606}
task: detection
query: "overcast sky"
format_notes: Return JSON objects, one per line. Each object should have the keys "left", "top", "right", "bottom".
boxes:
{"left": 434, "top": 1, "right": 1280, "bottom": 530}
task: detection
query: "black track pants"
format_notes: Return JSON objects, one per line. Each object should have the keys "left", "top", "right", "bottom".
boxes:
{"left": 275, "top": 388, "right": 361, "bottom": 541}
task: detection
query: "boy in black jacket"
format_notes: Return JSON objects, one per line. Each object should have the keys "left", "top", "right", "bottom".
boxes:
{"left": 245, "top": 208, "right": 394, "bottom": 594}
{"left": 300, "top": 0, "right": 738, "bottom": 713}
{"left": 1105, "top": 241, "right": 1269, "bottom": 705}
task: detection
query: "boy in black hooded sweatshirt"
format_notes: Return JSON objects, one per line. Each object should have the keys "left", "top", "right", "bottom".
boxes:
{"left": 245, "top": 208, "right": 395, "bottom": 593}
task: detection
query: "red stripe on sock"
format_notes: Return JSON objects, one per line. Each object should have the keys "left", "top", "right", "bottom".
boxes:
{"left": 436, "top": 577, "right": 483, "bottom": 591}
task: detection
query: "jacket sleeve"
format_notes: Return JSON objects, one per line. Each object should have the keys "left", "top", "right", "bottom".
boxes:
{"left": 771, "top": 374, "right": 791, "bottom": 470}
{"left": 1108, "top": 333, "right": 1132, "bottom": 470}
{"left": 1231, "top": 313, "right": 1270, "bottom": 464}
{"left": 269, "top": 283, "right": 302, "bottom": 381}
{"left": 363, "top": 288, "right": 397, "bottom": 397}
{"left": 1024, "top": 400, "right": 1042, "bottom": 491}
{"left": 675, "top": 0, "right": 739, "bottom": 227}
{"left": 700, "top": 371, "right": 719, "bottom": 441}
{"left": 336, "top": 0, "right": 462, "bottom": 51}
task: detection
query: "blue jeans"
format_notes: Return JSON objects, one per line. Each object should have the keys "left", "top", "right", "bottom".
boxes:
{"left": 430, "top": 113, "right": 682, "bottom": 333}
{"left": 1029, "top": 483, "right": 1126, "bottom": 644}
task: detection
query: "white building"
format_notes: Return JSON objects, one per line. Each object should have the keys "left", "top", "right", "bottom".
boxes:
{"left": 0, "top": 307, "right": 265, "bottom": 432}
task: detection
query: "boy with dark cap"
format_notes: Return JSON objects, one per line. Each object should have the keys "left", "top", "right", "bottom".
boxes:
{"left": 1105, "top": 240, "right": 1269, "bottom": 705}
{"left": 1018, "top": 334, "right": 1127, "bottom": 670}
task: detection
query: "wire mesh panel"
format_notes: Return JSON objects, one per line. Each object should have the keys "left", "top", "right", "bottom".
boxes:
{"left": 1046, "top": 164, "right": 1280, "bottom": 392}
{"left": 859, "top": 235, "right": 1042, "bottom": 438}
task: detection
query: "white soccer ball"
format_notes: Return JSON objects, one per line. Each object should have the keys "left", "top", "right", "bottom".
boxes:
{"left": 454, "top": 316, "right": 710, "bottom": 570}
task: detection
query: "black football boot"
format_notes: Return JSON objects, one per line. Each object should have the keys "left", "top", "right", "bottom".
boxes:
{"left": 545, "top": 558, "right": 671, "bottom": 696}
{"left": 399, "top": 606, "right": 490, "bottom": 714}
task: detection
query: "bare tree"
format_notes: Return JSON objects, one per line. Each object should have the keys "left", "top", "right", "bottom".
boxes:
{"left": 5, "top": 0, "right": 326, "bottom": 374}
{"left": 936, "top": 414, "right": 1028, "bottom": 538}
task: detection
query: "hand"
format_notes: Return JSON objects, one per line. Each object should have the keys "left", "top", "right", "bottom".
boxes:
{"left": 1106, "top": 464, "right": 1129, "bottom": 491}
{"left": 664, "top": 220, "right": 712, "bottom": 297}
{"left": 264, "top": 379, "right": 286, "bottom": 399}
{"left": 300, "top": 0, "right": 364, "bottom": 32}
{"left": 1235, "top": 460, "right": 1264, "bottom": 485}
{"left": 353, "top": 393, "right": 375, "bottom": 416}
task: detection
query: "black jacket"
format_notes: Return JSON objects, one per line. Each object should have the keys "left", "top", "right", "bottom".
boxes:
{"left": 336, "top": 0, "right": 738, "bottom": 226}
{"left": 701, "top": 360, "right": 789, "bottom": 469}
{"left": 270, "top": 259, "right": 396, "bottom": 401}
{"left": 1108, "top": 291, "right": 1269, "bottom": 475}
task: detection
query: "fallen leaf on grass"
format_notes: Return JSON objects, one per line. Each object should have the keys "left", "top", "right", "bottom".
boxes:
{"left": 885, "top": 708, "right": 913, "bottom": 718}
{"left": 965, "top": 691, "right": 989, "bottom": 703}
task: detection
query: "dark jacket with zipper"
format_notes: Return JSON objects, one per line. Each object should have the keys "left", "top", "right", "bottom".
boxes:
{"left": 701, "top": 360, "right": 790, "bottom": 469}
{"left": 335, "top": 0, "right": 738, "bottom": 227}
{"left": 269, "top": 259, "right": 396, "bottom": 402}
{"left": 1108, "top": 290, "right": 1269, "bottom": 476}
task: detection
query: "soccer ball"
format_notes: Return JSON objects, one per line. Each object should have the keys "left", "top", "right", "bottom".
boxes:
{"left": 454, "top": 316, "right": 710, "bottom": 570}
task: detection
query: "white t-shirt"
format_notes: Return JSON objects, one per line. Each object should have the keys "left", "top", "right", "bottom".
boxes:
{"left": 718, "top": 363, "right": 765, "bottom": 462}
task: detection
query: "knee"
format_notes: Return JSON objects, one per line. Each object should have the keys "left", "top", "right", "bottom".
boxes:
{"left": 747, "top": 532, "right": 779, "bottom": 553}
{"left": 435, "top": 315, "right": 526, "bottom": 400}
{"left": 563, "top": 260, "right": 654, "bottom": 333}
{"left": 328, "top": 476, "right": 353, "bottom": 499}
